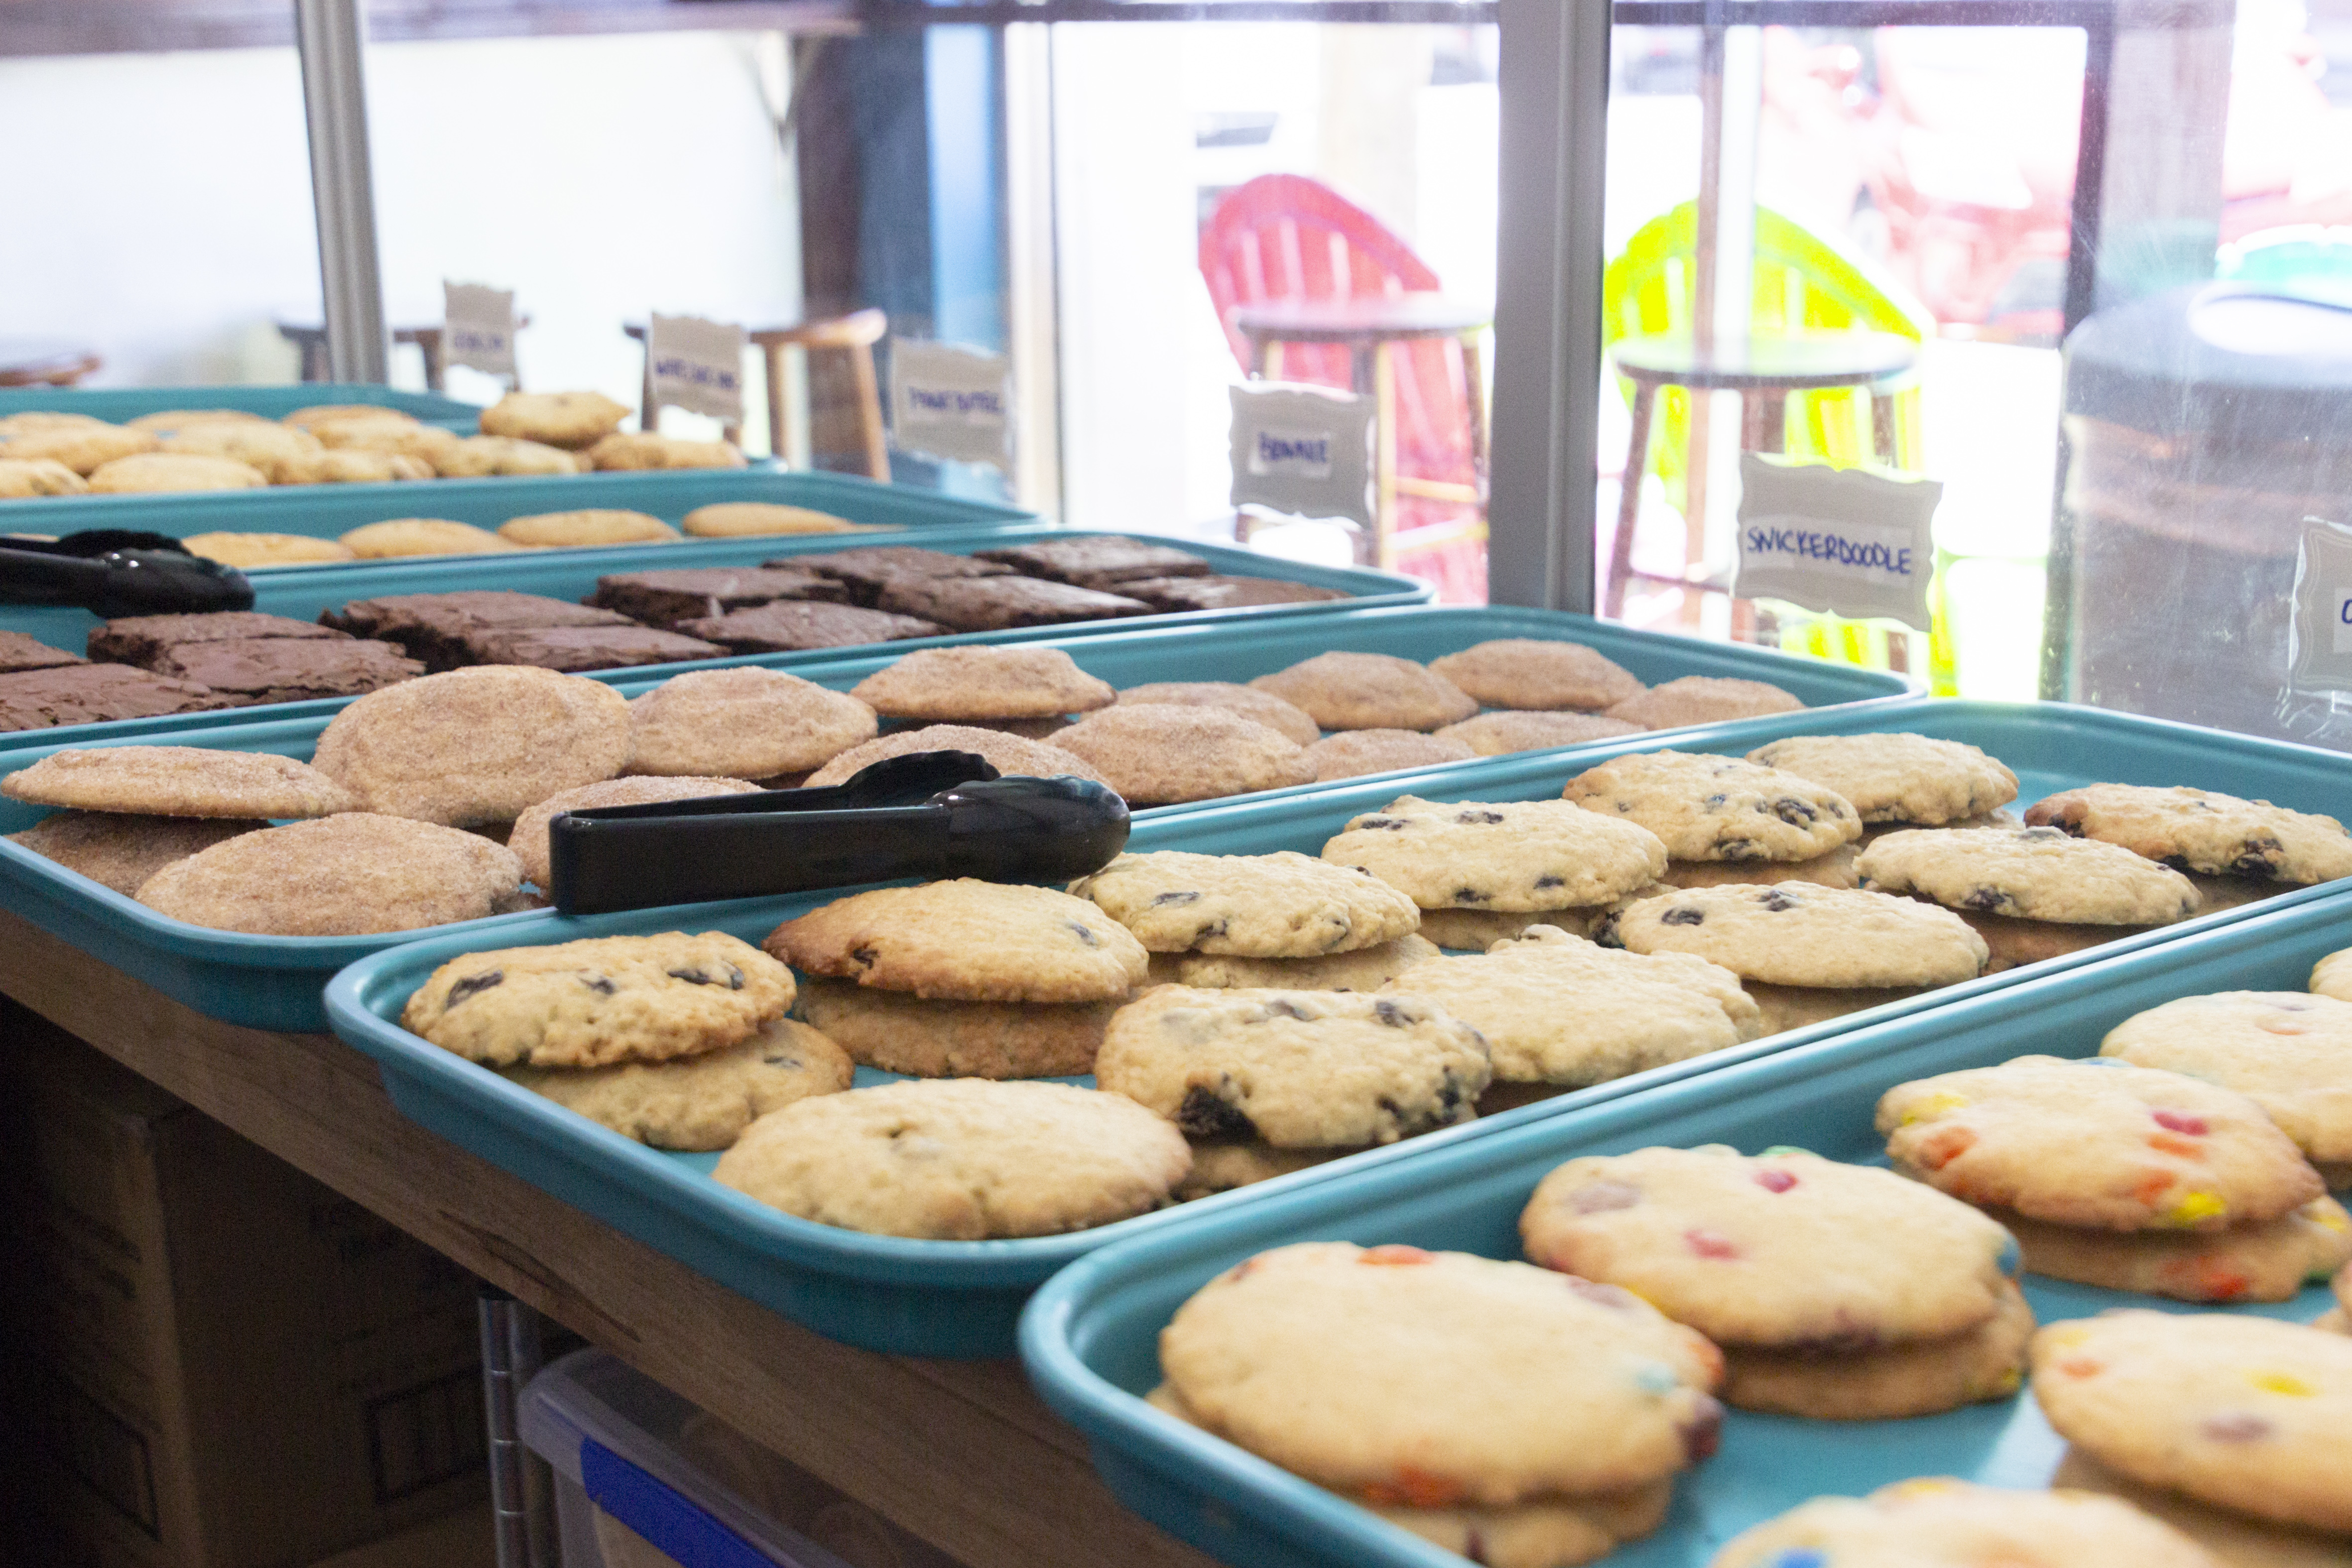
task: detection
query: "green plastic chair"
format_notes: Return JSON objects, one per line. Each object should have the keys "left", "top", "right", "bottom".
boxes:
{"left": 1605, "top": 202, "right": 1949, "bottom": 688}
{"left": 1605, "top": 200, "right": 1933, "bottom": 511}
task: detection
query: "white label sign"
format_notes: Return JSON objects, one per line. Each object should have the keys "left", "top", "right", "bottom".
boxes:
{"left": 2289, "top": 517, "right": 2352, "bottom": 689}
{"left": 1229, "top": 382, "right": 1374, "bottom": 528}
{"left": 648, "top": 313, "right": 748, "bottom": 422}
{"left": 891, "top": 338, "right": 1012, "bottom": 467}
{"left": 442, "top": 282, "right": 516, "bottom": 376}
{"left": 1732, "top": 454, "right": 1941, "bottom": 630}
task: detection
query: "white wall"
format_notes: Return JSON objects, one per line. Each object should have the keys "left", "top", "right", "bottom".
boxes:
{"left": 0, "top": 32, "right": 801, "bottom": 420}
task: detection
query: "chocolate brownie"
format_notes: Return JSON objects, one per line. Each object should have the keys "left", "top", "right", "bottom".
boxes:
{"left": 0, "top": 664, "right": 228, "bottom": 732}
{"left": 1114, "top": 575, "right": 1350, "bottom": 612}
{"left": 675, "top": 600, "right": 945, "bottom": 652}
{"left": 144, "top": 638, "right": 423, "bottom": 706}
{"left": 457, "top": 624, "right": 727, "bottom": 673}
{"left": 784, "top": 546, "right": 1014, "bottom": 605}
{"left": 586, "top": 566, "right": 848, "bottom": 627}
{"left": 974, "top": 535, "right": 1213, "bottom": 589}
{"left": 323, "top": 591, "right": 638, "bottom": 672}
{"left": 0, "top": 631, "right": 84, "bottom": 674}
{"left": 89, "top": 611, "right": 348, "bottom": 665}
{"left": 875, "top": 575, "right": 1153, "bottom": 631}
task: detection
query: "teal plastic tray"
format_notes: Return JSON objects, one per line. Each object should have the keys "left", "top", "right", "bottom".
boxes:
{"left": 0, "top": 467, "right": 1028, "bottom": 584}
{"left": 0, "top": 525, "right": 1425, "bottom": 738}
{"left": 305, "top": 702, "right": 2352, "bottom": 1358}
{"left": 13, "top": 697, "right": 2349, "bottom": 1038}
{"left": 0, "top": 382, "right": 483, "bottom": 432}
{"left": 1020, "top": 892, "right": 2352, "bottom": 1568}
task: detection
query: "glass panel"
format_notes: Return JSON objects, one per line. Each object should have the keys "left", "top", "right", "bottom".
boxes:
{"left": 1594, "top": 0, "right": 2352, "bottom": 745}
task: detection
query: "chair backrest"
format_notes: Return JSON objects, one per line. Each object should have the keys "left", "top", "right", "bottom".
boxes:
{"left": 1603, "top": 200, "right": 1934, "bottom": 350}
{"left": 1200, "top": 175, "right": 1475, "bottom": 488}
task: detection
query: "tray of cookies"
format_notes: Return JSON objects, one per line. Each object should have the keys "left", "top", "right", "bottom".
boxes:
{"left": 1019, "top": 888, "right": 2352, "bottom": 1568}
{"left": 10, "top": 686, "right": 2352, "bottom": 1037}
{"left": 0, "top": 527, "right": 1431, "bottom": 740}
{"left": 0, "top": 383, "right": 485, "bottom": 434}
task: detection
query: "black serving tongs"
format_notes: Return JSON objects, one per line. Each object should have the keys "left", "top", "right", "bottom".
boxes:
{"left": 544, "top": 751, "right": 1131, "bottom": 916}
{"left": 0, "top": 530, "right": 255, "bottom": 616}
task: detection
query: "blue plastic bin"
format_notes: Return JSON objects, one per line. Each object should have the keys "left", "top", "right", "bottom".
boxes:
{"left": 316, "top": 701, "right": 2352, "bottom": 1356}
{"left": 1019, "top": 893, "right": 2352, "bottom": 1568}
{"left": 0, "top": 381, "right": 484, "bottom": 431}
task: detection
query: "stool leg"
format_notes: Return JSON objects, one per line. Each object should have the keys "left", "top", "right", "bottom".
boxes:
{"left": 850, "top": 342, "right": 890, "bottom": 481}
{"left": 1871, "top": 391, "right": 1898, "bottom": 468}
{"left": 1372, "top": 341, "right": 1398, "bottom": 571}
{"left": 1603, "top": 381, "right": 1658, "bottom": 620}
{"left": 420, "top": 330, "right": 446, "bottom": 394}
{"left": 1759, "top": 389, "right": 1786, "bottom": 457}
{"left": 764, "top": 342, "right": 790, "bottom": 464}
{"left": 639, "top": 343, "right": 658, "bottom": 436}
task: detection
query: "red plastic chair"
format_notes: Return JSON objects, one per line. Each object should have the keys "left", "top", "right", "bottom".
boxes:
{"left": 1201, "top": 175, "right": 1487, "bottom": 600}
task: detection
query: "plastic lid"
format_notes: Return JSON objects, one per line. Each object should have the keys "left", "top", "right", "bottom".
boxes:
{"left": 2064, "top": 281, "right": 2352, "bottom": 443}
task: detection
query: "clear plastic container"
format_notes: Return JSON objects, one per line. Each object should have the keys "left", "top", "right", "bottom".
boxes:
{"left": 519, "top": 1349, "right": 963, "bottom": 1568}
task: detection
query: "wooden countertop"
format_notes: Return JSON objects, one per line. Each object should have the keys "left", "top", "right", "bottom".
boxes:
{"left": 0, "top": 906, "right": 1213, "bottom": 1568}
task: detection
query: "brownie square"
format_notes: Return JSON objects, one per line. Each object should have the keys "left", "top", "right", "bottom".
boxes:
{"left": 0, "top": 664, "right": 228, "bottom": 732}
{"left": 0, "top": 631, "right": 85, "bottom": 674}
{"left": 324, "top": 591, "right": 638, "bottom": 671}
{"left": 1113, "top": 575, "right": 1350, "bottom": 612}
{"left": 675, "top": 600, "right": 945, "bottom": 653}
{"left": 459, "top": 624, "right": 727, "bottom": 673}
{"left": 146, "top": 638, "right": 424, "bottom": 706}
{"left": 874, "top": 574, "right": 1153, "bottom": 631}
{"left": 974, "top": 536, "right": 1213, "bottom": 590}
{"left": 89, "top": 611, "right": 349, "bottom": 665}
{"left": 586, "top": 566, "right": 848, "bottom": 627}
{"left": 784, "top": 546, "right": 1014, "bottom": 605}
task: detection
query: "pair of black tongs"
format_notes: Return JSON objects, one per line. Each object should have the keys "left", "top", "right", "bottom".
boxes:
{"left": 544, "top": 751, "right": 1130, "bottom": 916}
{"left": 0, "top": 530, "right": 254, "bottom": 616}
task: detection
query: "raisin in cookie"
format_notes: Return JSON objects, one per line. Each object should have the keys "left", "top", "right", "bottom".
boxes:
{"left": 765, "top": 878, "right": 1147, "bottom": 1002}
{"left": 1157, "top": 1242, "right": 1723, "bottom": 1505}
{"left": 503, "top": 1017, "right": 852, "bottom": 1151}
{"left": 712, "top": 1079, "right": 1190, "bottom": 1239}
{"left": 2032, "top": 1311, "right": 2352, "bottom": 1533}
{"left": 1859, "top": 826, "right": 2200, "bottom": 924}
{"left": 2027, "top": 783, "right": 2352, "bottom": 885}
{"left": 1747, "top": 732, "right": 2019, "bottom": 824}
{"left": 1877, "top": 1055, "right": 2324, "bottom": 1230}
{"left": 1395, "top": 929, "right": 1758, "bottom": 1086}
{"left": 1070, "top": 850, "right": 1420, "bottom": 957}
{"left": 1322, "top": 796, "right": 1668, "bottom": 912}
{"left": 1249, "top": 652, "right": 1478, "bottom": 731}
{"left": 402, "top": 931, "right": 791, "bottom": 1068}
{"left": 1094, "top": 986, "right": 1490, "bottom": 1147}
{"left": 1426, "top": 639, "right": 1646, "bottom": 712}
{"left": 1562, "top": 750, "right": 1861, "bottom": 862}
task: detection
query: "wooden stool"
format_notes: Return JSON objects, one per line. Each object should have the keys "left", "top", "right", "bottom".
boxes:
{"left": 276, "top": 320, "right": 529, "bottom": 391}
{"left": 625, "top": 309, "right": 889, "bottom": 479}
{"left": 0, "top": 339, "right": 101, "bottom": 387}
{"left": 1602, "top": 330, "right": 1918, "bottom": 620}
{"left": 1232, "top": 296, "right": 1489, "bottom": 570}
